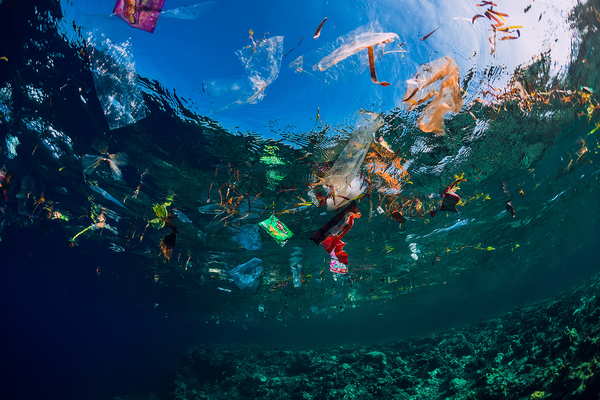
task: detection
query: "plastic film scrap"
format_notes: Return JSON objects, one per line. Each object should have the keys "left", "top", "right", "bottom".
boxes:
{"left": 228, "top": 258, "right": 263, "bottom": 290}
{"left": 113, "top": 0, "right": 165, "bottom": 33}
{"left": 258, "top": 214, "right": 293, "bottom": 247}
{"left": 289, "top": 22, "right": 398, "bottom": 84}
{"left": 403, "top": 56, "right": 463, "bottom": 134}
{"left": 161, "top": 1, "right": 215, "bottom": 20}
{"left": 203, "top": 36, "right": 284, "bottom": 113}
{"left": 321, "top": 112, "right": 383, "bottom": 211}
{"left": 82, "top": 152, "right": 128, "bottom": 181}
{"left": 311, "top": 200, "right": 361, "bottom": 267}
{"left": 86, "top": 29, "right": 147, "bottom": 130}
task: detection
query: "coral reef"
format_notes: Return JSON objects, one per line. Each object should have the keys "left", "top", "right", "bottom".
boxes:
{"left": 156, "top": 272, "right": 600, "bottom": 400}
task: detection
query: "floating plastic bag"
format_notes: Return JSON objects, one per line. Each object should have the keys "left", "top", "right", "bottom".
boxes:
{"left": 289, "top": 22, "right": 398, "bottom": 85}
{"left": 204, "top": 36, "right": 284, "bottom": 112}
{"left": 258, "top": 214, "right": 293, "bottom": 246}
{"left": 228, "top": 258, "right": 263, "bottom": 290}
{"left": 231, "top": 224, "right": 262, "bottom": 250}
{"left": 310, "top": 201, "right": 361, "bottom": 265}
{"left": 403, "top": 56, "right": 463, "bottom": 134}
{"left": 113, "top": 0, "right": 165, "bottom": 33}
{"left": 86, "top": 24, "right": 147, "bottom": 130}
{"left": 322, "top": 112, "right": 383, "bottom": 210}
{"left": 161, "top": 1, "right": 215, "bottom": 20}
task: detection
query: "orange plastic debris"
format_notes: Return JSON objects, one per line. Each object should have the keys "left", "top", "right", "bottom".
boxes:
{"left": 403, "top": 56, "right": 463, "bottom": 134}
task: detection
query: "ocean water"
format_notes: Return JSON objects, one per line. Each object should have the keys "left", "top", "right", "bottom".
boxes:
{"left": 1, "top": 0, "right": 600, "bottom": 399}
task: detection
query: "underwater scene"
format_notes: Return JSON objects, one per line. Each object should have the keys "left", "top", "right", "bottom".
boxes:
{"left": 2, "top": 0, "right": 600, "bottom": 398}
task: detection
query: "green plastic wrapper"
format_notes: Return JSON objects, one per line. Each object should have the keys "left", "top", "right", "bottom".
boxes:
{"left": 259, "top": 215, "right": 293, "bottom": 247}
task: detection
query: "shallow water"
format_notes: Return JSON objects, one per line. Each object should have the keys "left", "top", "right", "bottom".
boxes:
{"left": 1, "top": 0, "right": 600, "bottom": 398}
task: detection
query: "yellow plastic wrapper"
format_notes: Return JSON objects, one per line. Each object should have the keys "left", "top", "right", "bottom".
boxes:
{"left": 403, "top": 56, "right": 463, "bottom": 134}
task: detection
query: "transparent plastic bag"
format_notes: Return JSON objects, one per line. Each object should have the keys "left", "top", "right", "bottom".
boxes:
{"left": 403, "top": 56, "right": 463, "bottom": 134}
{"left": 322, "top": 112, "right": 383, "bottom": 210}
{"left": 228, "top": 258, "right": 263, "bottom": 290}
{"left": 86, "top": 20, "right": 147, "bottom": 130}
{"left": 289, "top": 22, "right": 398, "bottom": 84}
{"left": 204, "top": 36, "right": 284, "bottom": 112}
{"left": 231, "top": 224, "right": 262, "bottom": 251}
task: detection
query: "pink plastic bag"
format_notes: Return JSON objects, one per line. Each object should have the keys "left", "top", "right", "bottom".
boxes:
{"left": 113, "top": 0, "right": 165, "bottom": 33}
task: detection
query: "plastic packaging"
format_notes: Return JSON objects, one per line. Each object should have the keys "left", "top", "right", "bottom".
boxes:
{"left": 322, "top": 112, "right": 383, "bottom": 210}
{"left": 403, "top": 56, "right": 463, "bottom": 134}
{"left": 228, "top": 258, "right": 263, "bottom": 290}
{"left": 112, "top": 0, "right": 165, "bottom": 33}
{"left": 330, "top": 251, "right": 347, "bottom": 274}
{"left": 310, "top": 201, "right": 361, "bottom": 265}
{"left": 258, "top": 214, "right": 293, "bottom": 246}
{"left": 86, "top": 26, "right": 147, "bottom": 130}
{"left": 204, "top": 36, "right": 284, "bottom": 112}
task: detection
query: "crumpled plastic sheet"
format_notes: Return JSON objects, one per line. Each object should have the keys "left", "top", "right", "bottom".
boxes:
{"left": 289, "top": 22, "right": 398, "bottom": 84}
{"left": 203, "top": 36, "right": 284, "bottom": 113}
{"left": 228, "top": 258, "right": 263, "bottom": 290}
{"left": 231, "top": 224, "right": 262, "bottom": 251}
{"left": 86, "top": 27, "right": 147, "bottom": 130}
{"left": 321, "top": 112, "right": 383, "bottom": 210}
{"left": 161, "top": 1, "right": 215, "bottom": 20}
{"left": 113, "top": 0, "right": 165, "bottom": 33}
{"left": 403, "top": 55, "right": 463, "bottom": 134}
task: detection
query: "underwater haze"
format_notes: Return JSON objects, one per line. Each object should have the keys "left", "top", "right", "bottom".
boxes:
{"left": 2, "top": 0, "right": 600, "bottom": 399}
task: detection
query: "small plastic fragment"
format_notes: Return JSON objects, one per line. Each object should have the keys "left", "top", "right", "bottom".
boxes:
{"left": 291, "top": 264, "right": 302, "bottom": 287}
{"left": 228, "top": 258, "right": 263, "bottom": 290}
{"left": 109, "top": 243, "right": 125, "bottom": 252}
{"left": 310, "top": 201, "right": 361, "bottom": 265}
{"left": 403, "top": 56, "right": 463, "bottom": 134}
{"left": 173, "top": 209, "right": 192, "bottom": 223}
{"left": 321, "top": 112, "right": 383, "bottom": 210}
{"left": 313, "top": 17, "right": 328, "bottom": 39}
{"left": 258, "top": 214, "right": 293, "bottom": 246}
{"left": 82, "top": 152, "right": 128, "bottom": 181}
{"left": 113, "top": 0, "right": 165, "bottom": 33}
{"left": 506, "top": 200, "right": 516, "bottom": 217}
{"left": 88, "top": 184, "right": 129, "bottom": 210}
{"left": 391, "top": 209, "right": 407, "bottom": 226}
{"left": 430, "top": 176, "right": 465, "bottom": 217}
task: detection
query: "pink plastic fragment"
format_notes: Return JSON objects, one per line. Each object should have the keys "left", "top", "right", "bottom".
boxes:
{"left": 113, "top": 0, "right": 165, "bottom": 33}
{"left": 330, "top": 251, "right": 348, "bottom": 274}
